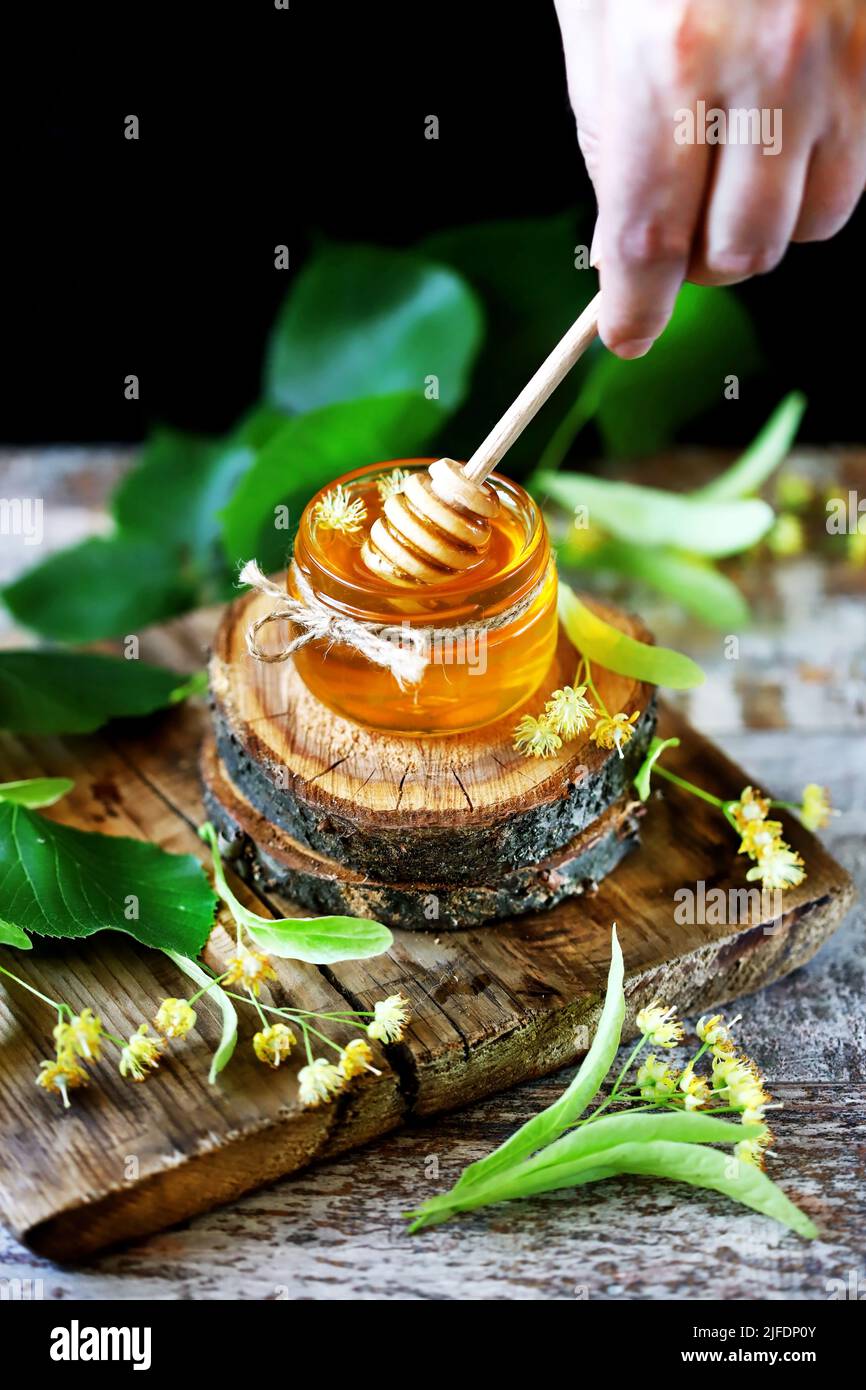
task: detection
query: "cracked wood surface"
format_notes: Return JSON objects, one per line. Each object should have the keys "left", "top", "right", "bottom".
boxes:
{"left": 0, "top": 447, "right": 864, "bottom": 1298}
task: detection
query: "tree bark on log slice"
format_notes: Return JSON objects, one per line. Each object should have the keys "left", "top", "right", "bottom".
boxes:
{"left": 201, "top": 737, "right": 645, "bottom": 930}
{"left": 209, "top": 582, "right": 657, "bottom": 884}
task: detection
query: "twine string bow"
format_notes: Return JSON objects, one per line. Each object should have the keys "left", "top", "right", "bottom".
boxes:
{"left": 239, "top": 560, "right": 429, "bottom": 687}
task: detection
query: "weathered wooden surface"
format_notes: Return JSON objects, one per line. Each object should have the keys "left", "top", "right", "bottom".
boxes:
{"left": 211, "top": 584, "right": 656, "bottom": 882}
{"left": 0, "top": 446, "right": 864, "bottom": 1299}
{"left": 2, "top": 677, "right": 850, "bottom": 1259}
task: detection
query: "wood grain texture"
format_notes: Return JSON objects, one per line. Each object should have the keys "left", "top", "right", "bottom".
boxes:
{"left": 210, "top": 584, "right": 657, "bottom": 881}
{"left": 201, "top": 739, "right": 645, "bottom": 929}
{"left": 0, "top": 665, "right": 853, "bottom": 1259}
{"left": 0, "top": 447, "right": 863, "bottom": 1298}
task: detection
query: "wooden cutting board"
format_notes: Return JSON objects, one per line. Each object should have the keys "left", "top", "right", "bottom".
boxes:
{"left": 0, "top": 604, "right": 855, "bottom": 1261}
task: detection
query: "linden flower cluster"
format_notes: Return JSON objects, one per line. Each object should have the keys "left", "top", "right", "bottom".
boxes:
{"left": 636, "top": 735, "right": 837, "bottom": 895}
{"left": 630, "top": 1005, "right": 777, "bottom": 1167}
{"left": 310, "top": 483, "right": 368, "bottom": 538}
{"left": 246, "top": 989, "right": 412, "bottom": 1110}
{"left": 23, "top": 944, "right": 411, "bottom": 1111}
{"left": 34, "top": 1001, "right": 175, "bottom": 1107}
{"left": 514, "top": 659, "right": 639, "bottom": 761}
{"left": 376, "top": 467, "right": 411, "bottom": 503}
{"left": 731, "top": 786, "right": 808, "bottom": 892}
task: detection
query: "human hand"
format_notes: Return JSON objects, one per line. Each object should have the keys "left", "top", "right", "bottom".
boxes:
{"left": 555, "top": 0, "right": 866, "bottom": 356}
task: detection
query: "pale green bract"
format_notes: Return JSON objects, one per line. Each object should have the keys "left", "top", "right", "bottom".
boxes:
{"left": 633, "top": 737, "right": 681, "bottom": 802}
{"left": 695, "top": 392, "right": 807, "bottom": 501}
{"left": 199, "top": 822, "right": 393, "bottom": 965}
{"left": 537, "top": 471, "right": 774, "bottom": 557}
{"left": 407, "top": 925, "right": 817, "bottom": 1240}
{"left": 0, "top": 777, "right": 74, "bottom": 808}
{"left": 556, "top": 538, "right": 752, "bottom": 632}
{"left": 167, "top": 950, "right": 238, "bottom": 1085}
{"left": 447, "top": 925, "right": 625, "bottom": 1196}
{"left": 558, "top": 584, "right": 704, "bottom": 689}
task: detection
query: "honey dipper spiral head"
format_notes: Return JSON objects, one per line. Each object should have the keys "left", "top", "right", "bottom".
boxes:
{"left": 361, "top": 458, "right": 501, "bottom": 584}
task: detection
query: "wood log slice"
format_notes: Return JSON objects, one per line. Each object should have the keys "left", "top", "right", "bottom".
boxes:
{"left": 201, "top": 737, "right": 645, "bottom": 930}
{"left": 209, "top": 581, "right": 657, "bottom": 884}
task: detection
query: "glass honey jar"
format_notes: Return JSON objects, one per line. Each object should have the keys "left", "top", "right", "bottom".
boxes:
{"left": 289, "top": 460, "right": 558, "bottom": 735}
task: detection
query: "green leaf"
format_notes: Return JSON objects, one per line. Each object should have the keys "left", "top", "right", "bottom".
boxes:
{"left": 0, "top": 651, "right": 201, "bottom": 734}
{"left": 113, "top": 412, "right": 286, "bottom": 571}
{"left": 1, "top": 535, "right": 196, "bottom": 642}
{"left": 219, "top": 393, "right": 442, "bottom": 571}
{"left": 574, "top": 283, "right": 761, "bottom": 457}
{"left": 519, "top": 1108, "right": 758, "bottom": 1177}
{"left": 695, "top": 392, "right": 807, "bottom": 501}
{"left": 515, "top": 1140, "right": 817, "bottom": 1239}
{"left": 536, "top": 471, "right": 774, "bottom": 557}
{"left": 0, "top": 777, "right": 74, "bottom": 808}
{"left": 421, "top": 214, "right": 596, "bottom": 471}
{"left": 557, "top": 537, "right": 751, "bottom": 630}
{"left": 245, "top": 914, "right": 393, "bottom": 965}
{"left": 449, "top": 924, "right": 625, "bottom": 1196}
{"left": 0, "top": 919, "right": 33, "bottom": 949}
{"left": 166, "top": 951, "right": 238, "bottom": 1084}
{"left": 633, "top": 737, "right": 681, "bottom": 802}
{"left": 559, "top": 583, "right": 705, "bottom": 689}
{"left": 265, "top": 243, "right": 483, "bottom": 414}
{"left": 0, "top": 803, "right": 216, "bottom": 955}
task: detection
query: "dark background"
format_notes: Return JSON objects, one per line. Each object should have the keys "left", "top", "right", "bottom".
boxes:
{"left": 2, "top": 1, "right": 863, "bottom": 452}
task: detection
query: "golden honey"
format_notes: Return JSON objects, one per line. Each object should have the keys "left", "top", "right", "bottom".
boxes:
{"left": 289, "top": 460, "right": 558, "bottom": 735}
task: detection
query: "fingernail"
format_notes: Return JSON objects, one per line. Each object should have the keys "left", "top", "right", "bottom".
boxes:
{"left": 611, "top": 337, "right": 654, "bottom": 359}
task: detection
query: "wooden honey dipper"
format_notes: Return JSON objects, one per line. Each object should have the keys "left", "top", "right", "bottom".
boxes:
{"left": 361, "top": 291, "right": 601, "bottom": 584}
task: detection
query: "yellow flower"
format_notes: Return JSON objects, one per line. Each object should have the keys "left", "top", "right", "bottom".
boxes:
{"left": 53, "top": 1007, "right": 104, "bottom": 1063}
{"left": 800, "top": 783, "right": 833, "bottom": 832}
{"left": 730, "top": 786, "right": 770, "bottom": 832}
{"left": 636, "top": 1001, "right": 683, "bottom": 1048}
{"left": 311, "top": 484, "right": 367, "bottom": 537}
{"left": 677, "top": 1066, "right": 711, "bottom": 1111}
{"left": 746, "top": 843, "right": 806, "bottom": 891}
{"left": 738, "top": 818, "right": 784, "bottom": 860}
{"left": 297, "top": 1058, "right": 346, "bottom": 1107}
{"left": 735, "top": 1125, "right": 774, "bottom": 1169}
{"left": 119, "top": 1024, "right": 166, "bottom": 1082}
{"left": 513, "top": 714, "right": 562, "bottom": 759}
{"left": 36, "top": 1056, "right": 89, "bottom": 1107}
{"left": 767, "top": 513, "right": 804, "bottom": 557}
{"left": 222, "top": 948, "right": 278, "bottom": 996}
{"left": 338, "top": 1038, "right": 381, "bottom": 1079}
{"left": 848, "top": 529, "right": 866, "bottom": 567}
{"left": 376, "top": 467, "right": 411, "bottom": 503}
{"left": 775, "top": 472, "right": 813, "bottom": 511}
{"left": 253, "top": 1023, "right": 297, "bottom": 1068}
{"left": 590, "top": 711, "right": 639, "bottom": 758}
{"left": 636, "top": 1054, "right": 677, "bottom": 1100}
{"left": 712, "top": 1055, "right": 771, "bottom": 1116}
{"left": 154, "top": 997, "right": 197, "bottom": 1039}
{"left": 367, "top": 993, "right": 411, "bottom": 1044}
{"left": 696, "top": 1013, "right": 739, "bottom": 1052}
{"left": 543, "top": 685, "right": 595, "bottom": 740}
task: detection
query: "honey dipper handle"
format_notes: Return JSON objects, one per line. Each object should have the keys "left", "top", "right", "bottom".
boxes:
{"left": 462, "top": 291, "right": 601, "bottom": 485}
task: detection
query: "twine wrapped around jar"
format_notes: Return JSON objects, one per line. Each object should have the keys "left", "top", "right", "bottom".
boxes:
{"left": 239, "top": 559, "right": 550, "bottom": 689}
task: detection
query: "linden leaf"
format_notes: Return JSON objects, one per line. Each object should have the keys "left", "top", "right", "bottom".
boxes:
{"left": 0, "top": 651, "right": 202, "bottom": 734}
{"left": 0, "top": 803, "right": 216, "bottom": 956}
